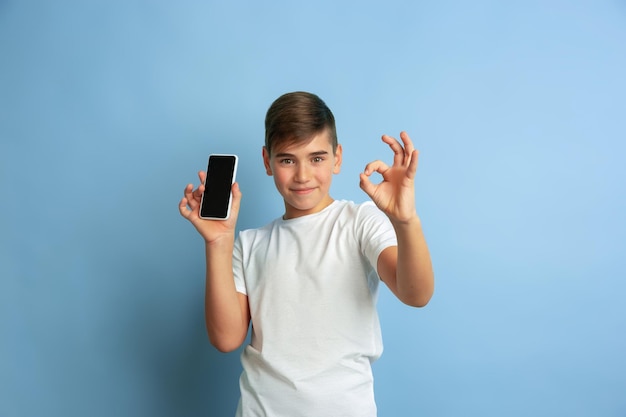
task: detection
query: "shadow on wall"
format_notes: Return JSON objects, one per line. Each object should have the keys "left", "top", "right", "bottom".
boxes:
{"left": 76, "top": 150, "right": 256, "bottom": 417}
{"left": 90, "top": 248, "right": 244, "bottom": 417}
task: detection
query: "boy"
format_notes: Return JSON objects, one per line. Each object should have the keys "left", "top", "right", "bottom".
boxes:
{"left": 179, "top": 92, "right": 434, "bottom": 416}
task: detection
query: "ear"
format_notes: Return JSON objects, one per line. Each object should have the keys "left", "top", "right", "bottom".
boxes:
{"left": 333, "top": 144, "right": 343, "bottom": 174}
{"left": 262, "top": 146, "right": 273, "bottom": 176}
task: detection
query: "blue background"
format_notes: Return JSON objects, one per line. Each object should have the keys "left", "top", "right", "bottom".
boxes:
{"left": 1, "top": 1, "right": 625, "bottom": 416}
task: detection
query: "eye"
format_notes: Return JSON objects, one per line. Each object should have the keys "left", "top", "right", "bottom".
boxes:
{"left": 312, "top": 156, "right": 324, "bottom": 163}
{"left": 280, "top": 158, "right": 294, "bottom": 165}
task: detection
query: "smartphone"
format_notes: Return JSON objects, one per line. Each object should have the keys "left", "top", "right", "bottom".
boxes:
{"left": 199, "top": 154, "right": 238, "bottom": 220}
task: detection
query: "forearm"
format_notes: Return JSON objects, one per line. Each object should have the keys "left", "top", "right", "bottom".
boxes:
{"left": 392, "top": 216, "right": 434, "bottom": 307}
{"left": 204, "top": 238, "right": 249, "bottom": 352}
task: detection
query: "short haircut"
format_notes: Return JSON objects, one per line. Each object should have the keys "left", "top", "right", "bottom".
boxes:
{"left": 264, "top": 91, "right": 338, "bottom": 155}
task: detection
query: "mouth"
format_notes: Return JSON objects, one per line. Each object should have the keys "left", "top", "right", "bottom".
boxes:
{"left": 291, "top": 187, "right": 315, "bottom": 195}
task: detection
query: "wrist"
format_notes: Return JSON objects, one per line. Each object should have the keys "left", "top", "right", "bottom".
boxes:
{"left": 204, "top": 233, "right": 235, "bottom": 249}
{"left": 389, "top": 213, "right": 421, "bottom": 229}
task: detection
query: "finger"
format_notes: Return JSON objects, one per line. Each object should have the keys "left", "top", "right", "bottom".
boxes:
{"left": 381, "top": 134, "right": 405, "bottom": 166}
{"left": 183, "top": 183, "right": 203, "bottom": 211}
{"left": 406, "top": 149, "right": 419, "bottom": 180}
{"left": 198, "top": 170, "right": 207, "bottom": 184}
{"left": 190, "top": 171, "right": 206, "bottom": 199}
{"left": 359, "top": 172, "right": 377, "bottom": 198}
{"left": 399, "top": 131, "right": 415, "bottom": 157}
{"left": 363, "top": 160, "right": 389, "bottom": 176}
{"left": 183, "top": 183, "right": 195, "bottom": 203}
{"left": 179, "top": 197, "right": 192, "bottom": 219}
{"left": 193, "top": 184, "right": 205, "bottom": 202}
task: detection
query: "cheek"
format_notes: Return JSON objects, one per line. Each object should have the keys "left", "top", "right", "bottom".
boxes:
{"left": 318, "top": 169, "right": 334, "bottom": 184}
{"left": 272, "top": 169, "right": 290, "bottom": 186}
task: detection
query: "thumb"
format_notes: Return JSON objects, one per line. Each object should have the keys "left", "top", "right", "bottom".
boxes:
{"left": 228, "top": 182, "right": 243, "bottom": 220}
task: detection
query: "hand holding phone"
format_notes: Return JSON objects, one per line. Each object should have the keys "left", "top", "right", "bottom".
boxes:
{"left": 200, "top": 154, "right": 238, "bottom": 220}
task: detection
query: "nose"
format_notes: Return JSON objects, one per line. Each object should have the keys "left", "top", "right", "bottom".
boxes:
{"left": 294, "top": 163, "right": 310, "bottom": 183}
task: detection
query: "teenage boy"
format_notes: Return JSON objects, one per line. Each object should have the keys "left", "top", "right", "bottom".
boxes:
{"left": 179, "top": 91, "right": 434, "bottom": 417}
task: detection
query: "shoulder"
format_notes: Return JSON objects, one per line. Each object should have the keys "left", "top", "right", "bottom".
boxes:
{"left": 330, "top": 199, "right": 379, "bottom": 218}
{"left": 333, "top": 199, "right": 388, "bottom": 224}
{"left": 326, "top": 201, "right": 392, "bottom": 242}
{"left": 236, "top": 217, "right": 279, "bottom": 246}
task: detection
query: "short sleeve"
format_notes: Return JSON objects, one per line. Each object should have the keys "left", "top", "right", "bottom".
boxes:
{"left": 232, "top": 234, "right": 247, "bottom": 295}
{"left": 356, "top": 202, "right": 398, "bottom": 270}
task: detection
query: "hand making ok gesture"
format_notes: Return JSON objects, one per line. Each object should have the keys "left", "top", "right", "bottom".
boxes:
{"left": 359, "top": 131, "right": 420, "bottom": 224}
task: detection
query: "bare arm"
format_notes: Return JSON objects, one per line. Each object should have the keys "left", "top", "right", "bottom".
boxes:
{"left": 360, "top": 132, "right": 435, "bottom": 307}
{"left": 377, "top": 217, "right": 434, "bottom": 307}
{"left": 204, "top": 236, "right": 250, "bottom": 352}
{"left": 179, "top": 172, "right": 250, "bottom": 352}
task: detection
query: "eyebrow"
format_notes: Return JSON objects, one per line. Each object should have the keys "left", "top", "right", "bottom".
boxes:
{"left": 274, "top": 150, "right": 329, "bottom": 158}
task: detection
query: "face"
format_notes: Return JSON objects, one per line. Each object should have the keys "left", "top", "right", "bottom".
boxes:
{"left": 263, "top": 130, "right": 342, "bottom": 219}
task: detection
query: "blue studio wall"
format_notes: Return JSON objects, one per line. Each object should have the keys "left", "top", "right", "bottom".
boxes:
{"left": 1, "top": 1, "right": 625, "bottom": 416}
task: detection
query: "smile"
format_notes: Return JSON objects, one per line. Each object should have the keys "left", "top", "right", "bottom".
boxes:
{"left": 291, "top": 188, "right": 315, "bottom": 195}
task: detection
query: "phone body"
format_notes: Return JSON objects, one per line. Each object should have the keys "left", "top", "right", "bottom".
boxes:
{"left": 199, "top": 154, "right": 238, "bottom": 220}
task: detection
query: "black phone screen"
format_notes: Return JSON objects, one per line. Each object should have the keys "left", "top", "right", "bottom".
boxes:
{"left": 200, "top": 155, "right": 237, "bottom": 219}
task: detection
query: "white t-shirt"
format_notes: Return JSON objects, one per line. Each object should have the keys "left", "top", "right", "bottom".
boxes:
{"left": 232, "top": 200, "right": 397, "bottom": 417}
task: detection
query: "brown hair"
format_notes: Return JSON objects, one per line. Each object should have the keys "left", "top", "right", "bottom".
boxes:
{"left": 264, "top": 91, "right": 338, "bottom": 155}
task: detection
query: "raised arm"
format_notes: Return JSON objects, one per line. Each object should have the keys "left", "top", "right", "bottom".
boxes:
{"left": 359, "top": 132, "right": 434, "bottom": 307}
{"left": 179, "top": 171, "right": 250, "bottom": 351}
